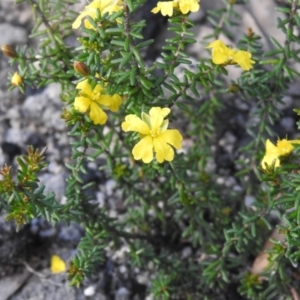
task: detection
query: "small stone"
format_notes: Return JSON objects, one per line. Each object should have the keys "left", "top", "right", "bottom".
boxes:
{"left": 47, "top": 162, "right": 63, "bottom": 174}
{"left": 276, "top": 95, "right": 293, "bottom": 110}
{"left": 96, "top": 191, "right": 105, "bottom": 208}
{"left": 0, "top": 24, "right": 27, "bottom": 45}
{"left": 181, "top": 247, "right": 192, "bottom": 259}
{"left": 57, "top": 222, "right": 83, "bottom": 244}
{"left": 39, "top": 227, "right": 56, "bottom": 239}
{"left": 216, "top": 177, "right": 225, "bottom": 185}
{"left": 245, "top": 195, "right": 255, "bottom": 207}
{"left": 44, "top": 83, "right": 62, "bottom": 105}
{"left": 84, "top": 285, "right": 96, "bottom": 297}
{"left": 105, "top": 179, "right": 116, "bottom": 196}
{"left": 224, "top": 177, "right": 237, "bottom": 188}
{"left": 280, "top": 117, "right": 295, "bottom": 133}
{"left": 116, "top": 287, "right": 130, "bottom": 297}
{"left": 119, "top": 265, "right": 127, "bottom": 274}
{"left": 38, "top": 173, "right": 66, "bottom": 202}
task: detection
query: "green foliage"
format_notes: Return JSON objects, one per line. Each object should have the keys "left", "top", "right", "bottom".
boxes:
{"left": 1, "top": 0, "right": 300, "bottom": 298}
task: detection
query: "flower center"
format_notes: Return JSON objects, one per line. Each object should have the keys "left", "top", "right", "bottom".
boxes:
{"left": 91, "top": 92, "right": 100, "bottom": 102}
{"left": 150, "top": 127, "right": 160, "bottom": 138}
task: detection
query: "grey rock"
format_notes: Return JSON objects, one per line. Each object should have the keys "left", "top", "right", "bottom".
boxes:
{"left": 9, "top": 273, "right": 76, "bottom": 300}
{"left": 57, "top": 222, "right": 84, "bottom": 245}
{"left": 0, "top": 23, "right": 28, "bottom": 45}
{"left": 181, "top": 246, "right": 192, "bottom": 259}
{"left": 84, "top": 285, "right": 96, "bottom": 297}
{"left": 38, "top": 227, "right": 57, "bottom": 239}
{"left": 42, "top": 107, "right": 65, "bottom": 131}
{"left": 4, "top": 128, "right": 28, "bottom": 145}
{"left": 38, "top": 173, "right": 66, "bottom": 203}
{"left": 44, "top": 83, "right": 62, "bottom": 105}
{"left": 22, "top": 83, "right": 64, "bottom": 130}
{"left": 280, "top": 116, "right": 295, "bottom": 134}
{"left": 115, "top": 287, "right": 130, "bottom": 300}
{"left": 0, "top": 270, "right": 31, "bottom": 300}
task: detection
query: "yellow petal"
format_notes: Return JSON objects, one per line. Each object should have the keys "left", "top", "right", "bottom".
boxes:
{"left": 190, "top": 0, "right": 200, "bottom": 12}
{"left": 74, "top": 96, "right": 91, "bottom": 113}
{"left": 132, "top": 136, "right": 154, "bottom": 163}
{"left": 149, "top": 107, "right": 170, "bottom": 130}
{"left": 83, "top": 19, "right": 96, "bottom": 29}
{"left": 122, "top": 115, "right": 150, "bottom": 135}
{"left": 72, "top": 0, "right": 122, "bottom": 29}
{"left": 89, "top": 102, "right": 108, "bottom": 124}
{"left": 289, "top": 139, "right": 300, "bottom": 144}
{"left": 151, "top": 7, "right": 160, "bottom": 14}
{"left": 261, "top": 139, "right": 280, "bottom": 169}
{"left": 265, "top": 139, "right": 279, "bottom": 155}
{"left": 151, "top": 1, "right": 174, "bottom": 16}
{"left": 206, "top": 40, "right": 226, "bottom": 49}
{"left": 153, "top": 135, "right": 175, "bottom": 163}
{"left": 51, "top": 255, "right": 66, "bottom": 274}
{"left": 76, "top": 79, "right": 92, "bottom": 94}
{"left": 261, "top": 154, "right": 280, "bottom": 169}
{"left": 108, "top": 94, "right": 122, "bottom": 112}
{"left": 233, "top": 50, "right": 255, "bottom": 70}
{"left": 102, "top": 0, "right": 123, "bottom": 15}
{"left": 96, "top": 94, "right": 122, "bottom": 112}
{"left": 178, "top": 0, "right": 200, "bottom": 14}
{"left": 72, "top": 13, "right": 86, "bottom": 29}
{"left": 160, "top": 129, "right": 183, "bottom": 149}
{"left": 72, "top": 6, "right": 98, "bottom": 29}
{"left": 212, "top": 48, "right": 229, "bottom": 64}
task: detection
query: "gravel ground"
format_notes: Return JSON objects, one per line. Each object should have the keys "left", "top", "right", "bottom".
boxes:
{"left": 0, "top": 0, "right": 300, "bottom": 299}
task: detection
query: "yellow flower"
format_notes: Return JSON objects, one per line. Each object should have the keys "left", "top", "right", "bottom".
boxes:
{"left": 74, "top": 79, "right": 122, "bottom": 125}
{"left": 206, "top": 40, "right": 233, "bottom": 65}
{"left": 122, "top": 107, "right": 183, "bottom": 163}
{"left": 72, "top": 0, "right": 123, "bottom": 29}
{"left": 151, "top": 1, "right": 174, "bottom": 16}
{"left": 174, "top": 0, "right": 200, "bottom": 14}
{"left": 51, "top": 255, "right": 66, "bottom": 274}
{"left": 151, "top": 0, "right": 200, "bottom": 16}
{"left": 11, "top": 72, "right": 23, "bottom": 86}
{"left": 206, "top": 39, "right": 255, "bottom": 71}
{"left": 261, "top": 138, "right": 300, "bottom": 169}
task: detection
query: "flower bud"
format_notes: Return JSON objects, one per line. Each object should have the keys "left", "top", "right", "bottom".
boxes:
{"left": 74, "top": 61, "right": 90, "bottom": 76}
{"left": 11, "top": 72, "right": 23, "bottom": 86}
{"left": 228, "top": 83, "right": 240, "bottom": 93}
{"left": 60, "top": 108, "right": 73, "bottom": 121}
{"left": 1, "top": 45, "right": 18, "bottom": 58}
{"left": 247, "top": 27, "right": 254, "bottom": 38}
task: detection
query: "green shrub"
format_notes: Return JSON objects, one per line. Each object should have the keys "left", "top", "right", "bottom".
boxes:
{"left": 1, "top": 0, "right": 300, "bottom": 298}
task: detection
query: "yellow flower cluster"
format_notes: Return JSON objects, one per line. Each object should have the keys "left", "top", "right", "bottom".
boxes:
{"left": 73, "top": 82, "right": 183, "bottom": 163}
{"left": 72, "top": 0, "right": 123, "bottom": 29}
{"left": 261, "top": 139, "right": 300, "bottom": 169}
{"left": 206, "top": 40, "right": 255, "bottom": 71}
{"left": 71, "top": 1, "right": 183, "bottom": 164}
{"left": 151, "top": 0, "right": 200, "bottom": 16}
